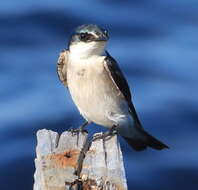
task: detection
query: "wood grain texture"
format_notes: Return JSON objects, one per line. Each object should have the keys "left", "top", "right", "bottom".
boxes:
{"left": 33, "top": 129, "right": 128, "bottom": 190}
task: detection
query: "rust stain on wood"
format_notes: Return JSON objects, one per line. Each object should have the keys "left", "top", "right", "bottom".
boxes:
{"left": 46, "top": 149, "right": 80, "bottom": 168}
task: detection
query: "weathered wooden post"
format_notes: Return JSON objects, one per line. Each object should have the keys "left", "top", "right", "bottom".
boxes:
{"left": 33, "top": 129, "right": 128, "bottom": 190}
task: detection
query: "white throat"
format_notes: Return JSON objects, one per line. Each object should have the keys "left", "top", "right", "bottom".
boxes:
{"left": 69, "top": 41, "right": 106, "bottom": 59}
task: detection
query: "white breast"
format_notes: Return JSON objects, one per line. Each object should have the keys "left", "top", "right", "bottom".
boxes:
{"left": 67, "top": 54, "right": 129, "bottom": 128}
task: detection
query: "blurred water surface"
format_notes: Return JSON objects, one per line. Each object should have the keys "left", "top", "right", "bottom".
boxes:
{"left": 0, "top": 1, "right": 198, "bottom": 190}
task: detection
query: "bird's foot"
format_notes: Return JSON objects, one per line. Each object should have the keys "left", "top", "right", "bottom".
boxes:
{"left": 68, "top": 128, "right": 87, "bottom": 136}
{"left": 92, "top": 126, "right": 117, "bottom": 142}
{"left": 78, "top": 121, "right": 90, "bottom": 133}
{"left": 68, "top": 121, "right": 90, "bottom": 135}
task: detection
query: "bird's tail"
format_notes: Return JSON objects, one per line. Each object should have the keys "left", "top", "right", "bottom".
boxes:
{"left": 123, "top": 128, "right": 169, "bottom": 151}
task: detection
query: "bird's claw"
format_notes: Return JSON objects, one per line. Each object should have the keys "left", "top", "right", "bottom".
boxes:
{"left": 92, "top": 129, "right": 117, "bottom": 142}
{"left": 68, "top": 128, "right": 87, "bottom": 136}
{"left": 92, "top": 133, "right": 104, "bottom": 141}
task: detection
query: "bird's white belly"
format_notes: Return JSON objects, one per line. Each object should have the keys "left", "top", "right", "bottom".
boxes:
{"left": 67, "top": 59, "right": 129, "bottom": 128}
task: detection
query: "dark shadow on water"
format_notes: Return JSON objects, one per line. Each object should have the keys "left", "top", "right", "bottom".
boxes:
{"left": 0, "top": 156, "right": 34, "bottom": 190}
{"left": 127, "top": 167, "right": 198, "bottom": 190}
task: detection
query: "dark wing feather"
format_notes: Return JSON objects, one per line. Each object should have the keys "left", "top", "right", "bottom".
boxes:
{"left": 103, "top": 51, "right": 142, "bottom": 125}
{"left": 104, "top": 52, "right": 131, "bottom": 102}
{"left": 57, "top": 49, "right": 69, "bottom": 87}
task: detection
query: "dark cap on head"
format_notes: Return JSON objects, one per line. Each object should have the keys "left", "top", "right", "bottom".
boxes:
{"left": 69, "top": 24, "right": 109, "bottom": 45}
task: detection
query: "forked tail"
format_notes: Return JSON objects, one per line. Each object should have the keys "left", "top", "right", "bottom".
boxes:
{"left": 123, "top": 128, "right": 169, "bottom": 151}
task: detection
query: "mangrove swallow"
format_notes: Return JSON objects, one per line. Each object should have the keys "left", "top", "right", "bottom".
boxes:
{"left": 57, "top": 24, "right": 168, "bottom": 151}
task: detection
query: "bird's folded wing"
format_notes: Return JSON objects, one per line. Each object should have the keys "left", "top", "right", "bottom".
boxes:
{"left": 57, "top": 49, "right": 69, "bottom": 87}
{"left": 103, "top": 51, "right": 132, "bottom": 103}
{"left": 103, "top": 51, "right": 142, "bottom": 126}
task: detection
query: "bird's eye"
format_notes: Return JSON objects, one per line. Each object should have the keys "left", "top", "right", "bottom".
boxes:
{"left": 80, "top": 33, "right": 86, "bottom": 40}
{"left": 79, "top": 33, "right": 93, "bottom": 41}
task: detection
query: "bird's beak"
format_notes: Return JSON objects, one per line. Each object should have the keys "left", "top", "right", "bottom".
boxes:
{"left": 95, "top": 33, "right": 109, "bottom": 42}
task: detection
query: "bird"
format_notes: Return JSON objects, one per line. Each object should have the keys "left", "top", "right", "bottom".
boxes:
{"left": 57, "top": 24, "right": 169, "bottom": 151}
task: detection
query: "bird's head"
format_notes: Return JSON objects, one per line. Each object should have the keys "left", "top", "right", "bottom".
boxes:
{"left": 69, "top": 24, "right": 109, "bottom": 58}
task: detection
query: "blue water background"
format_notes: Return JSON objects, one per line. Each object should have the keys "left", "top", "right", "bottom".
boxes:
{"left": 1, "top": 1, "right": 198, "bottom": 189}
